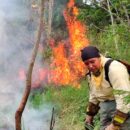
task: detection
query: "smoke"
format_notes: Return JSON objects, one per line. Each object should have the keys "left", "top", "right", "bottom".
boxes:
{"left": 0, "top": 0, "right": 52, "bottom": 130}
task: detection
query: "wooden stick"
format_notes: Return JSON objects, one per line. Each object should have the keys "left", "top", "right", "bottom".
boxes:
{"left": 50, "top": 107, "right": 55, "bottom": 130}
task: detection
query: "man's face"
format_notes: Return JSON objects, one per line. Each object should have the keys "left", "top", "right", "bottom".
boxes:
{"left": 84, "top": 57, "right": 101, "bottom": 73}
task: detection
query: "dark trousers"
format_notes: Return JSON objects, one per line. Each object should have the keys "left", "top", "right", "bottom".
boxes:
{"left": 99, "top": 100, "right": 130, "bottom": 130}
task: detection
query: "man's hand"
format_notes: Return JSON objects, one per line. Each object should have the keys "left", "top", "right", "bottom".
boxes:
{"left": 84, "top": 115, "right": 94, "bottom": 130}
{"left": 85, "top": 115, "right": 93, "bottom": 124}
{"left": 105, "top": 123, "right": 120, "bottom": 130}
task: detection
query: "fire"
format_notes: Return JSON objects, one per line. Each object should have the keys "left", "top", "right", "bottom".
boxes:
{"left": 49, "top": 0, "right": 89, "bottom": 87}
{"left": 18, "top": 0, "right": 89, "bottom": 88}
{"left": 64, "top": 0, "right": 89, "bottom": 54}
{"left": 49, "top": 43, "right": 71, "bottom": 85}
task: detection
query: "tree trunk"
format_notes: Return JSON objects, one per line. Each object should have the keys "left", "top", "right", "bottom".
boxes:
{"left": 107, "top": 0, "right": 119, "bottom": 53}
{"left": 48, "top": 0, "right": 54, "bottom": 39}
{"left": 15, "top": 0, "right": 44, "bottom": 130}
{"left": 106, "top": 0, "right": 114, "bottom": 27}
{"left": 122, "top": 4, "right": 130, "bottom": 26}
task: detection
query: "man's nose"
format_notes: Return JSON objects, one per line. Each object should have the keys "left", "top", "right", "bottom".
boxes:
{"left": 88, "top": 64, "right": 93, "bottom": 69}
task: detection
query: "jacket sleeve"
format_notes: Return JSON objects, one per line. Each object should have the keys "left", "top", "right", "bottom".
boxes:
{"left": 109, "top": 61, "right": 130, "bottom": 113}
{"left": 87, "top": 75, "right": 99, "bottom": 105}
{"left": 86, "top": 76, "right": 100, "bottom": 116}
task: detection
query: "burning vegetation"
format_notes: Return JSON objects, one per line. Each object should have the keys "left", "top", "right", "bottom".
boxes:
{"left": 19, "top": 0, "right": 89, "bottom": 88}
{"left": 49, "top": 0, "right": 89, "bottom": 87}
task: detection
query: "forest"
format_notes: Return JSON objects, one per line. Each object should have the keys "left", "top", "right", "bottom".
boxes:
{"left": 1, "top": 0, "right": 130, "bottom": 130}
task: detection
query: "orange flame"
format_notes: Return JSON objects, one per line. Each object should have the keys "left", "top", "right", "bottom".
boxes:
{"left": 18, "top": 0, "right": 89, "bottom": 88}
{"left": 49, "top": 0, "right": 89, "bottom": 87}
{"left": 50, "top": 43, "right": 71, "bottom": 85}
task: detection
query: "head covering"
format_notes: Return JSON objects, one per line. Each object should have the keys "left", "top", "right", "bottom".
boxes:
{"left": 81, "top": 46, "right": 100, "bottom": 61}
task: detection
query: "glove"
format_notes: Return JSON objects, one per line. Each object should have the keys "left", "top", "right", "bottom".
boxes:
{"left": 86, "top": 102, "right": 100, "bottom": 116}
{"left": 105, "top": 123, "right": 120, "bottom": 130}
{"left": 85, "top": 115, "right": 93, "bottom": 130}
{"left": 84, "top": 115, "right": 94, "bottom": 130}
{"left": 112, "top": 110, "right": 128, "bottom": 126}
{"left": 85, "top": 115, "right": 94, "bottom": 124}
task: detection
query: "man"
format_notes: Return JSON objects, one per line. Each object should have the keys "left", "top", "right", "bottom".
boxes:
{"left": 81, "top": 45, "right": 130, "bottom": 130}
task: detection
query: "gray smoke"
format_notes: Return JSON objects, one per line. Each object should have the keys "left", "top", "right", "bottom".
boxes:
{"left": 0, "top": 0, "right": 52, "bottom": 130}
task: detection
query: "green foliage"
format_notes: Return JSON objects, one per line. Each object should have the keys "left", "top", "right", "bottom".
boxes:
{"left": 42, "top": 46, "right": 52, "bottom": 60}
{"left": 52, "top": 4, "right": 66, "bottom": 29}
{"left": 52, "top": 0, "right": 83, "bottom": 31}
{"left": 101, "top": 24, "right": 130, "bottom": 60}
{"left": 78, "top": 0, "right": 130, "bottom": 30}
{"left": 44, "top": 81, "right": 89, "bottom": 115}
{"left": 124, "top": 94, "right": 130, "bottom": 104}
{"left": 52, "top": 0, "right": 68, "bottom": 30}
{"left": 78, "top": 5, "right": 109, "bottom": 28}
{"left": 29, "top": 92, "right": 44, "bottom": 109}
{"left": 29, "top": 80, "right": 101, "bottom": 130}
{"left": 87, "top": 23, "right": 130, "bottom": 62}
{"left": 48, "top": 82, "right": 89, "bottom": 130}
{"left": 113, "top": 90, "right": 130, "bottom": 103}
{"left": 108, "top": 0, "right": 130, "bottom": 19}
{"left": 29, "top": 80, "right": 89, "bottom": 130}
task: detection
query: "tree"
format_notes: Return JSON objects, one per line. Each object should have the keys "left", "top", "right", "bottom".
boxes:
{"left": 15, "top": 0, "right": 44, "bottom": 130}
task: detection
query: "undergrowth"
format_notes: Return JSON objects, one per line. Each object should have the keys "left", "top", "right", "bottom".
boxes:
{"left": 29, "top": 80, "right": 100, "bottom": 130}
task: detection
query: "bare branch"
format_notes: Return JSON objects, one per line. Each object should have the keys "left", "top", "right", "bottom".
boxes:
{"left": 48, "top": 0, "right": 54, "bottom": 39}
{"left": 50, "top": 107, "right": 55, "bottom": 130}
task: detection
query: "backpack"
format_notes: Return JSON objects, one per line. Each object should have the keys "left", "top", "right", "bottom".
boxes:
{"left": 104, "top": 59, "right": 130, "bottom": 87}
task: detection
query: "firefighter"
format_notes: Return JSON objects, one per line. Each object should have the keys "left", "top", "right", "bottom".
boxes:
{"left": 80, "top": 45, "right": 130, "bottom": 130}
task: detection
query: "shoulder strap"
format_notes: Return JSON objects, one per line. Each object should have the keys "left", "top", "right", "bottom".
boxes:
{"left": 104, "top": 59, "right": 130, "bottom": 87}
{"left": 104, "top": 59, "right": 113, "bottom": 86}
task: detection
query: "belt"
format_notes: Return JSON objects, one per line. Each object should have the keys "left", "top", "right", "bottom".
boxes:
{"left": 103, "top": 99, "right": 115, "bottom": 102}
{"left": 128, "top": 112, "right": 130, "bottom": 117}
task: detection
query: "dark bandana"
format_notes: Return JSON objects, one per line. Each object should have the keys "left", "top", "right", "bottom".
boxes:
{"left": 81, "top": 46, "right": 100, "bottom": 61}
